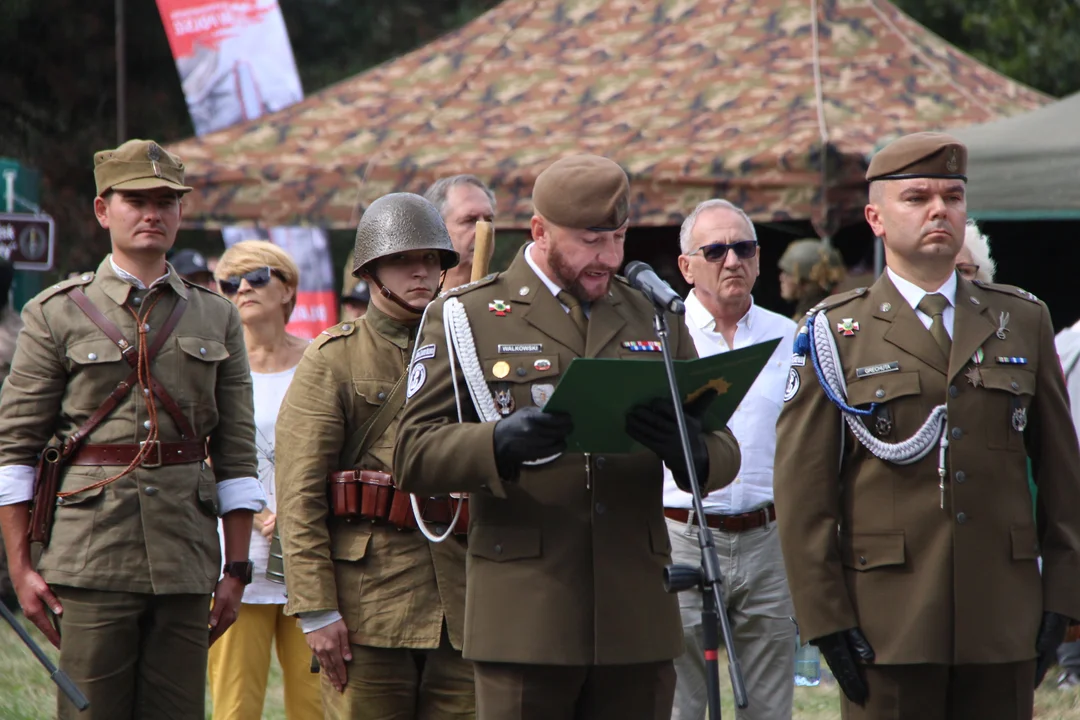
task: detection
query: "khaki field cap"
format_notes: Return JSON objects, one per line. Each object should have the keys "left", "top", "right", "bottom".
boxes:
{"left": 533, "top": 154, "right": 630, "bottom": 231}
{"left": 865, "top": 132, "right": 968, "bottom": 183}
{"left": 94, "top": 139, "right": 193, "bottom": 196}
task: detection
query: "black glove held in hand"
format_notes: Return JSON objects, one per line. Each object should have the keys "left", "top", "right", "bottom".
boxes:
{"left": 492, "top": 407, "right": 573, "bottom": 481}
{"left": 1035, "top": 611, "right": 1071, "bottom": 688}
{"left": 625, "top": 389, "right": 716, "bottom": 491}
{"left": 813, "top": 627, "right": 875, "bottom": 706}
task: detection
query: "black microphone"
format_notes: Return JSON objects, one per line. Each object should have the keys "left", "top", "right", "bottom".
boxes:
{"left": 624, "top": 261, "right": 686, "bottom": 315}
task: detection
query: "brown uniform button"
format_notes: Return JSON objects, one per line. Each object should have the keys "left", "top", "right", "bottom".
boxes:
{"left": 517, "top": 367, "right": 527, "bottom": 377}
{"left": 875, "top": 389, "right": 885, "bottom": 399}
{"left": 377, "top": 392, "right": 387, "bottom": 401}
{"left": 858, "top": 556, "right": 867, "bottom": 566}
{"left": 1010, "top": 381, "right": 1020, "bottom": 391}
{"left": 144, "top": 486, "right": 158, "bottom": 496}
{"left": 955, "top": 470, "right": 966, "bottom": 484}
{"left": 494, "top": 543, "right": 503, "bottom": 554}
{"left": 595, "top": 503, "right": 606, "bottom": 515}
{"left": 595, "top": 456, "right": 606, "bottom": 469}
{"left": 956, "top": 512, "right": 967, "bottom": 524}
{"left": 949, "top": 385, "right": 958, "bottom": 398}
{"left": 951, "top": 427, "right": 962, "bottom": 440}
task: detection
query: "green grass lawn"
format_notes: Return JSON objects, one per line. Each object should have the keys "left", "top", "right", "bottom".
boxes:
{"left": 5, "top": 613, "right": 1080, "bottom": 719}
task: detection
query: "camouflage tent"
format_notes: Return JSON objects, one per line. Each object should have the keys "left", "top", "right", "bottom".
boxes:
{"left": 170, "top": 0, "right": 1047, "bottom": 233}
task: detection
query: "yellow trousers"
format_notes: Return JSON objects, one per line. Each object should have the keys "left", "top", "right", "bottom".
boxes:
{"left": 208, "top": 603, "right": 323, "bottom": 719}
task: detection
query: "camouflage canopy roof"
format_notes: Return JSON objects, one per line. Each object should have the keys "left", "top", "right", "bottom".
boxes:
{"left": 169, "top": 0, "right": 1047, "bottom": 232}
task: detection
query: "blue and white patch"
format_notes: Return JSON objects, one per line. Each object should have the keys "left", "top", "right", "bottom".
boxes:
{"left": 790, "top": 354, "right": 806, "bottom": 367}
{"left": 414, "top": 344, "right": 437, "bottom": 362}
{"left": 783, "top": 367, "right": 800, "bottom": 402}
{"left": 406, "top": 362, "right": 427, "bottom": 399}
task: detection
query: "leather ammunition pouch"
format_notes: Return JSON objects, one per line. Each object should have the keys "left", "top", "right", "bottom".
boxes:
{"left": 329, "top": 469, "right": 468, "bottom": 535}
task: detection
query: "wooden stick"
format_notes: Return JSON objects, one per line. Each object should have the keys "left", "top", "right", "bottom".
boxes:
{"left": 471, "top": 221, "right": 495, "bottom": 282}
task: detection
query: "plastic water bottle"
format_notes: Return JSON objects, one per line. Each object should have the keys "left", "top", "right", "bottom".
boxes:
{"left": 794, "top": 632, "right": 821, "bottom": 687}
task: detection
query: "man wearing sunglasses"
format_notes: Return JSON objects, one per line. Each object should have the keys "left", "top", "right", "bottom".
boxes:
{"left": 0, "top": 139, "right": 264, "bottom": 719}
{"left": 275, "top": 193, "right": 476, "bottom": 719}
{"left": 667, "top": 199, "right": 798, "bottom": 720}
{"left": 775, "top": 132, "right": 1080, "bottom": 720}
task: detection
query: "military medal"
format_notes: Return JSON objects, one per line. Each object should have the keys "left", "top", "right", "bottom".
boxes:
{"left": 534, "top": 359, "right": 552, "bottom": 371}
{"left": 1012, "top": 406, "right": 1028, "bottom": 432}
{"left": 996, "top": 311, "right": 1010, "bottom": 341}
{"left": 621, "top": 340, "right": 661, "bottom": 352}
{"left": 488, "top": 299, "right": 512, "bottom": 316}
{"left": 996, "top": 357, "right": 1028, "bottom": 365}
{"left": 965, "top": 348, "right": 984, "bottom": 388}
{"left": 493, "top": 387, "right": 515, "bottom": 416}
{"left": 531, "top": 383, "right": 555, "bottom": 407}
{"left": 492, "top": 361, "right": 510, "bottom": 379}
{"left": 837, "top": 318, "right": 859, "bottom": 336}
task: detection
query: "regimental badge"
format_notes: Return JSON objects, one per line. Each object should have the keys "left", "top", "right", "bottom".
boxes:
{"left": 493, "top": 387, "right": 515, "bottom": 416}
{"left": 406, "top": 363, "right": 427, "bottom": 399}
{"left": 414, "top": 344, "right": 436, "bottom": 362}
{"left": 837, "top": 318, "right": 860, "bottom": 336}
{"left": 531, "top": 383, "right": 555, "bottom": 408}
{"left": 147, "top": 142, "right": 163, "bottom": 178}
{"left": 621, "top": 341, "right": 661, "bottom": 352}
{"left": 492, "top": 361, "right": 510, "bottom": 379}
{"left": 946, "top": 147, "right": 959, "bottom": 173}
{"left": 534, "top": 359, "right": 552, "bottom": 371}
{"left": 964, "top": 366, "right": 983, "bottom": 388}
{"left": 874, "top": 414, "right": 893, "bottom": 436}
{"left": 1012, "top": 406, "right": 1028, "bottom": 432}
{"left": 488, "top": 300, "right": 512, "bottom": 316}
{"left": 996, "top": 311, "right": 1010, "bottom": 341}
{"left": 783, "top": 367, "right": 800, "bottom": 402}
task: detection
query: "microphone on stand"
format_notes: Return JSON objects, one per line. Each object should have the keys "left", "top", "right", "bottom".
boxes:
{"left": 624, "top": 261, "right": 686, "bottom": 315}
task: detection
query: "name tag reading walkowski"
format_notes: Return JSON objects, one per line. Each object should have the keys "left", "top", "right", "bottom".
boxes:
{"left": 855, "top": 361, "right": 900, "bottom": 379}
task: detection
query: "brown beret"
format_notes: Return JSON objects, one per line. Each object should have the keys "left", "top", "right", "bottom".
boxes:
{"left": 866, "top": 132, "right": 968, "bottom": 183}
{"left": 94, "top": 139, "right": 192, "bottom": 196}
{"left": 533, "top": 155, "right": 630, "bottom": 231}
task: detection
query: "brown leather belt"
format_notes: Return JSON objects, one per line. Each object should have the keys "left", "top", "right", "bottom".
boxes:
{"left": 664, "top": 504, "right": 776, "bottom": 533}
{"left": 329, "top": 469, "right": 468, "bottom": 536}
{"left": 69, "top": 440, "right": 207, "bottom": 468}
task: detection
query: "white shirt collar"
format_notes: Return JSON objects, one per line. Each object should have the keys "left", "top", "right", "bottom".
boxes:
{"left": 886, "top": 266, "right": 957, "bottom": 312}
{"left": 524, "top": 242, "right": 566, "bottom": 299}
{"left": 109, "top": 255, "right": 170, "bottom": 291}
{"left": 685, "top": 289, "right": 755, "bottom": 334}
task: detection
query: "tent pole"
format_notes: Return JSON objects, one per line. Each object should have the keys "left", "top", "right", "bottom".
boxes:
{"left": 116, "top": 0, "right": 126, "bottom": 144}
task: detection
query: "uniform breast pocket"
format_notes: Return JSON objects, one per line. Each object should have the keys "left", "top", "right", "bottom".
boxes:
{"left": 354, "top": 379, "right": 397, "bottom": 450}
{"left": 176, "top": 337, "right": 229, "bottom": 406}
{"left": 480, "top": 354, "right": 561, "bottom": 413}
{"left": 845, "top": 371, "right": 922, "bottom": 440}
{"left": 64, "top": 339, "right": 127, "bottom": 411}
{"left": 980, "top": 367, "right": 1035, "bottom": 451}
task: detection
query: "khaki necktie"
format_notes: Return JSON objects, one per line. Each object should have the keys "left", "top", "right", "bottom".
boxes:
{"left": 917, "top": 293, "right": 952, "bottom": 357}
{"left": 557, "top": 290, "right": 589, "bottom": 337}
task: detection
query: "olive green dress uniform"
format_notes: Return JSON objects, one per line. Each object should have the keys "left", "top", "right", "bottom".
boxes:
{"left": 0, "top": 258, "right": 258, "bottom": 717}
{"left": 395, "top": 242, "right": 741, "bottom": 718}
{"left": 774, "top": 135, "right": 1080, "bottom": 720}
{"left": 275, "top": 200, "right": 473, "bottom": 719}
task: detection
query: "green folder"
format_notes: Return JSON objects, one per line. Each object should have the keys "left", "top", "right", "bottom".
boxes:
{"left": 542, "top": 338, "right": 782, "bottom": 454}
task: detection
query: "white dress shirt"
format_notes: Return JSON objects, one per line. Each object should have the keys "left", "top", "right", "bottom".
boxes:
{"left": 662, "top": 291, "right": 797, "bottom": 514}
{"left": 886, "top": 267, "right": 957, "bottom": 339}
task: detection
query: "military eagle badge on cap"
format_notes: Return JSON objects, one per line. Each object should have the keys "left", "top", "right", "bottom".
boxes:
{"left": 147, "top": 142, "right": 163, "bottom": 178}
{"left": 946, "top": 147, "right": 959, "bottom": 173}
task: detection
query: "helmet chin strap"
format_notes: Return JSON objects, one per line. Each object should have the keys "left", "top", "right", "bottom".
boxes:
{"left": 365, "top": 273, "right": 426, "bottom": 316}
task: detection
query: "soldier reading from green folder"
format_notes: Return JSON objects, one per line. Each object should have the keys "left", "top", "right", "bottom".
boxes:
{"left": 0, "top": 139, "right": 265, "bottom": 719}
{"left": 394, "top": 154, "right": 742, "bottom": 720}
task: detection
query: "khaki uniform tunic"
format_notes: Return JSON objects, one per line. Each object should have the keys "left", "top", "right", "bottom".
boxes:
{"left": 394, "top": 247, "right": 742, "bottom": 666}
{"left": 775, "top": 273, "right": 1080, "bottom": 665}
{"left": 0, "top": 257, "right": 257, "bottom": 595}
{"left": 276, "top": 303, "right": 466, "bottom": 650}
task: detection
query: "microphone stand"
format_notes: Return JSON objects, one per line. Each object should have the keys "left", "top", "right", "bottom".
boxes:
{"left": 651, "top": 309, "right": 748, "bottom": 719}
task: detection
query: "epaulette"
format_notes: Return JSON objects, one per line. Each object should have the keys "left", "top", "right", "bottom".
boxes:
{"left": 39, "top": 272, "right": 94, "bottom": 303}
{"left": 440, "top": 272, "right": 499, "bottom": 298}
{"left": 313, "top": 319, "right": 359, "bottom": 349}
{"left": 972, "top": 279, "right": 1040, "bottom": 304}
{"left": 182, "top": 278, "right": 228, "bottom": 300}
{"left": 803, "top": 286, "right": 868, "bottom": 317}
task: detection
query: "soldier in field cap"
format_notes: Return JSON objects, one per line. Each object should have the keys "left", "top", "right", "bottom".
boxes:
{"left": 774, "top": 131, "right": 1080, "bottom": 720}
{"left": 0, "top": 139, "right": 265, "bottom": 719}
{"left": 394, "top": 154, "right": 741, "bottom": 720}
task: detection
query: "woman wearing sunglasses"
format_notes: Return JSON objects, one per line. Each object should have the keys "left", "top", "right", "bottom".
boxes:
{"left": 208, "top": 241, "right": 322, "bottom": 719}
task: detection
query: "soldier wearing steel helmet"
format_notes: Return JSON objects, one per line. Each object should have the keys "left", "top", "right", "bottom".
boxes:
{"left": 777, "top": 237, "right": 846, "bottom": 320}
{"left": 274, "top": 193, "right": 474, "bottom": 719}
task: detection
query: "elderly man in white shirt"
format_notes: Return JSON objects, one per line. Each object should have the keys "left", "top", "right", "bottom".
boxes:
{"left": 666, "top": 199, "right": 798, "bottom": 720}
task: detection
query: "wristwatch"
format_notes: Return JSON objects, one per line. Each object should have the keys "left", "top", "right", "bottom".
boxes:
{"left": 222, "top": 561, "right": 254, "bottom": 585}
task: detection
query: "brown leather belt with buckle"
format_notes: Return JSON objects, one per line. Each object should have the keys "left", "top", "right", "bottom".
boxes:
{"left": 664, "top": 504, "right": 776, "bottom": 533}
{"left": 69, "top": 440, "right": 208, "bottom": 468}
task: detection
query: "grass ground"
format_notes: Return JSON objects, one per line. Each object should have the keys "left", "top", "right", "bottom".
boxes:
{"left": 5, "top": 615, "right": 1080, "bottom": 718}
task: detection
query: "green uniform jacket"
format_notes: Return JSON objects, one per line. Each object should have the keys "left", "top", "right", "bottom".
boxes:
{"left": 275, "top": 304, "right": 467, "bottom": 650}
{"left": 775, "top": 273, "right": 1080, "bottom": 665}
{"left": 393, "top": 247, "right": 742, "bottom": 666}
{"left": 0, "top": 257, "right": 257, "bottom": 595}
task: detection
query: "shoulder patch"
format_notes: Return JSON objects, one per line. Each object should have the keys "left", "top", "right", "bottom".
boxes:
{"left": 973, "top": 281, "right": 1040, "bottom": 304}
{"left": 39, "top": 272, "right": 94, "bottom": 303}
{"left": 441, "top": 273, "right": 499, "bottom": 298}
{"left": 805, "top": 286, "right": 868, "bottom": 316}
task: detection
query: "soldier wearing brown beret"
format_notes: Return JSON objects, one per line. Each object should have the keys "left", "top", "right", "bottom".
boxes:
{"left": 774, "top": 131, "right": 1080, "bottom": 719}
{"left": 0, "top": 139, "right": 265, "bottom": 719}
{"left": 394, "top": 154, "right": 741, "bottom": 719}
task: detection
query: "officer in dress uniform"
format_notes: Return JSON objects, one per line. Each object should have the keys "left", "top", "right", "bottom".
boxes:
{"left": 0, "top": 139, "right": 265, "bottom": 719}
{"left": 275, "top": 193, "right": 474, "bottom": 719}
{"left": 394, "top": 154, "right": 742, "bottom": 720}
{"left": 774, "top": 132, "right": 1080, "bottom": 720}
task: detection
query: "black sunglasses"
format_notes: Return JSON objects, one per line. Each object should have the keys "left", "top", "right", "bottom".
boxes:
{"left": 218, "top": 266, "right": 281, "bottom": 296}
{"left": 687, "top": 240, "right": 758, "bottom": 263}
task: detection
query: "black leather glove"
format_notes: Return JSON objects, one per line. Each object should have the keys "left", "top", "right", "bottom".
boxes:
{"left": 492, "top": 407, "right": 573, "bottom": 481}
{"left": 1035, "top": 611, "right": 1071, "bottom": 688}
{"left": 813, "top": 627, "right": 875, "bottom": 706}
{"left": 625, "top": 389, "right": 717, "bottom": 491}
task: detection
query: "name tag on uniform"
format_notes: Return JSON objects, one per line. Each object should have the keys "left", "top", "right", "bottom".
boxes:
{"left": 855, "top": 361, "right": 900, "bottom": 379}
{"left": 498, "top": 343, "right": 543, "bottom": 353}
